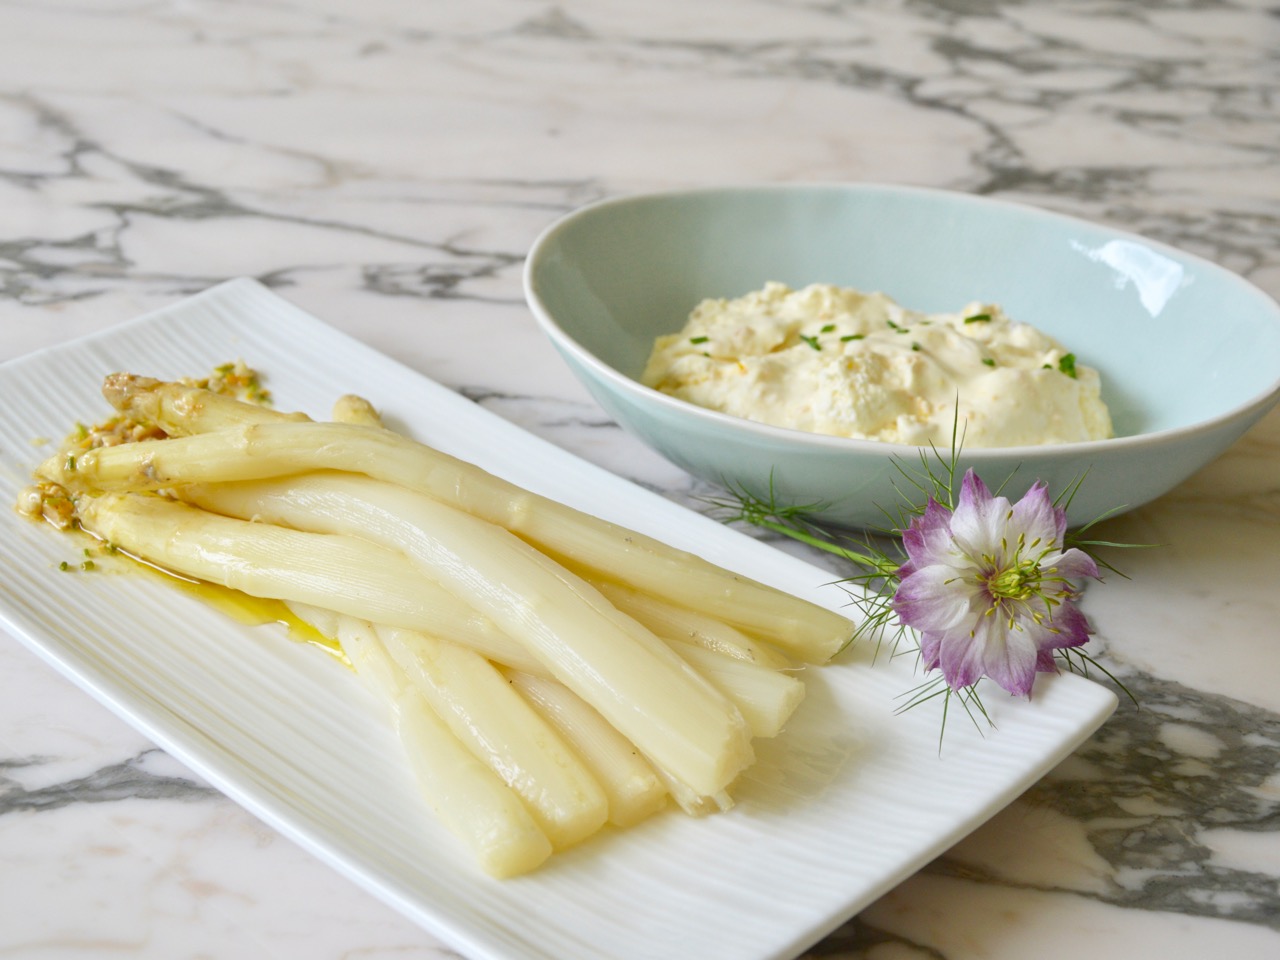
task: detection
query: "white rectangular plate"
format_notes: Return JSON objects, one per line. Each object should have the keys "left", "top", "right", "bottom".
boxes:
{"left": 0, "top": 279, "right": 1117, "bottom": 960}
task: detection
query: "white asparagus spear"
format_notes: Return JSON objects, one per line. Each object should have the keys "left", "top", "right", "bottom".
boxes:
{"left": 333, "top": 387, "right": 801, "bottom": 740}
{"left": 395, "top": 690, "right": 554, "bottom": 877}
{"left": 70, "top": 491, "right": 544, "bottom": 676}
{"left": 95, "top": 376, "right": 855, "bottom": 662}
{"left": 167, "top": 476, "right": 792, "bottom": 734}
{"left": 325, "top": 392, "right": 801, "bottom": 681}
{"left": 590, "top": 579, "right": 794, "bottom": 670}
{"left": 312, "top": 600, "right": 668, "bottom": 829}
{"left": 331, "top": 394, "right": 383, "bottom": 427}
{"left": 666, "top": 640, "right": 806, "bottom": 739}
{"left": 654, "top": 769, "right": 734, "bottom": 817}
{"left": 101, "top": 373, "right": 306, "bottom": 431}
{"left": 502, "top": 669, "right": 668, "bottom": 828}
{"left": 178, "top": 473, "right": 755, "bottom": 798}
{"left": 375, "top": 625, "right": 609, "bottom": 849}
{"left": 331, "top": 615, "right": 553, "bottom": 877}
{"left": 328, "top": 382, "right": 802, "bottom": 754}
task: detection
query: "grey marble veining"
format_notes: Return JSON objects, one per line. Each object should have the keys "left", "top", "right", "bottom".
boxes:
{"left": 966, "top": 674, "right": 1280, "bottom": 922}
{"left": 1, "top": 749, "right": 218, "bottom": 815}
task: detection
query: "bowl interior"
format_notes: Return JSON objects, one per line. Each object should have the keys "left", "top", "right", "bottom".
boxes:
{"left": 529, "top": 186, "right": 1280, "bottom": 439}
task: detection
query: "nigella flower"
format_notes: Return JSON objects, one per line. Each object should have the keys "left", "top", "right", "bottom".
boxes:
{"left": 891, "top": 469, "right": 1099, "bottom": 698}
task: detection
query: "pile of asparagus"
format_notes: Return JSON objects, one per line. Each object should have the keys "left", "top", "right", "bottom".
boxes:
{"left": 31, "top": 373, "right": 854, "bottom": 877}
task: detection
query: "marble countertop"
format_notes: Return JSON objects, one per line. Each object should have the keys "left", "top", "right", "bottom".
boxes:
{"left": 2, "top": 1, "right": 1278, "bottom": 957}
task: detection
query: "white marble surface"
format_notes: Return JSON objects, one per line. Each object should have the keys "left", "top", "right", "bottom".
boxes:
{"left": 1, "top": 1, "right": 1278, "bottom": 958}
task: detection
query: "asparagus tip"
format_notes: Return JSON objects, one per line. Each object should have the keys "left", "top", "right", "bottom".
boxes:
{"left": 102, "top": 373, "right": 160, "bottom": 412}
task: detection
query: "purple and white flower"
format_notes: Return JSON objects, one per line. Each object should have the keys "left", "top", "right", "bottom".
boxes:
{"left": 891, "top": 469, "right": 1099, "bottom": 698}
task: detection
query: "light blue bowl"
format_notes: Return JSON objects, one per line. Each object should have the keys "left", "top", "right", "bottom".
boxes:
{"left": 524, "top": 184, "right": 1280, "bottom": 528}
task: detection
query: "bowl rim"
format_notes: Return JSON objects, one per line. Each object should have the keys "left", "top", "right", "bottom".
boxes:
{"left": 523, "top": 182, "right": 1280, "bottom": 460}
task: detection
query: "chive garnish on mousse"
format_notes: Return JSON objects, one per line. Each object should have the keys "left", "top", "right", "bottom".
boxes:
{"left": 689, "top": 335, "right": 709, "bottom": 345}
{"left": 640, "top": 282, "right": 1114, "bottom": 448}
{"left": 1058, "top": 353, "right": 1078, "bottom": 378}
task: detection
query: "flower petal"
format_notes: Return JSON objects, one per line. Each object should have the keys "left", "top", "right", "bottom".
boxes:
{"left": 934, "top": 625, "right": 988, "bottom": 691}
{"left": 1008, "top": 481, "right": 1064, "bottom": 553}
{"left": 1040, "top": 598, "right": 1093, "bottom": 651}
{"left": 1042, "top": 547, "right": 1100, "bottom": 583}
{"left": 949, "top": 470, "right": 1012, "bottom": 562}
{"left": 899, "top": 498, "right": 956, "bottom": 577}
{"left": 893, "top": 564, "right": 981, "bottom": 634}
{"left": 943, "top": 612, "right": 1040, "bottom": 697}
{"left": 918, "top": 630, "right": 944, "bottom": 672}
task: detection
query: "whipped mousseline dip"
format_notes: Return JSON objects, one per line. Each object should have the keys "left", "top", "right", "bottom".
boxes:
{"left": 640, "top": 282, "right": 1113, "bottom": 448}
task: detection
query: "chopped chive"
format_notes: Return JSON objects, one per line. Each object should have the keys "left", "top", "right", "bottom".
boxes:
{"left": 799, "top": 334, "right": 822, "bottom": 351}
{"left": 689, "top": 335, "right": 709, "bottom": 344}
{"left": 964, "top": 313, "right": 992, "bottom": 324}
{"left": 1058, "top": 353, "right": 1078, "bottom": 378}
{"left": 81, "top": 560, "right": 95, "bottom": 572}
{"left": 911, "top": 342, "right": 922, "bottom": 351}
{"left": 59, "top": 560, "right": 69, "bottom": 572}
{"left": 840, "top": 334, "right": 864, "bottom": 342}
{"left": 982, "top": 357, "right": 996, "bottom": 367}
{"left": 820, "top": 323, "right": 836, "bottom": 333}
{"left": 64, "top": 454, "right": 76, "bottom": 472}
{"left": 886, "top": 319, "right": 909, "bottom": 333}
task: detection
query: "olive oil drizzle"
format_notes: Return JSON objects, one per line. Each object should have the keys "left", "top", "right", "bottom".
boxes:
{"left": 20, "top": 361, "right": 350, "bottom": 668}
{"left": 50, "top": 522, "right": 350, "bottom": 667}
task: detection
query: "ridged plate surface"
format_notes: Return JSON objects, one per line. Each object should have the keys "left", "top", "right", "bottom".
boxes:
{"left": 0, "top": 279, "right": 1117, "bottom": 960}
